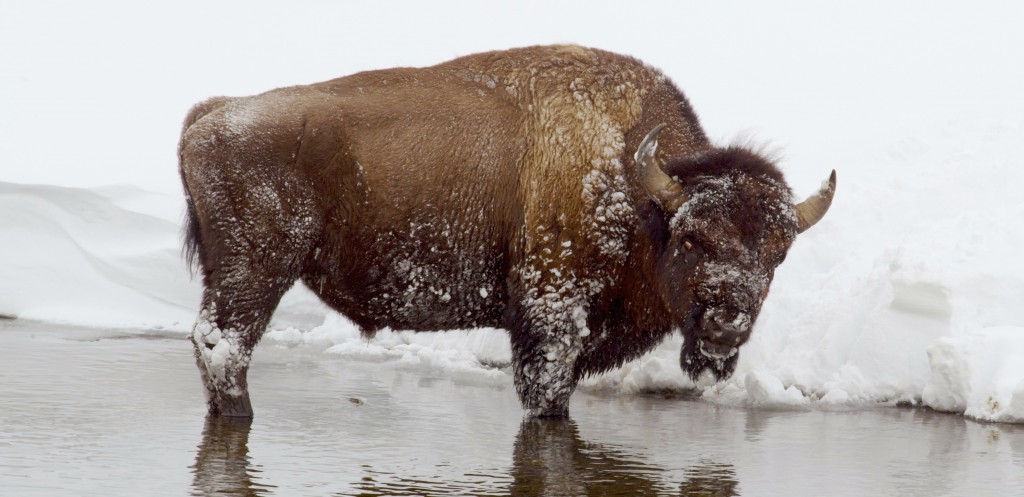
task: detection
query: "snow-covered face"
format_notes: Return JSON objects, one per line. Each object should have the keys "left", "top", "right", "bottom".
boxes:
{"left": 657, "top": 173, "right": 798, "bottom": 382}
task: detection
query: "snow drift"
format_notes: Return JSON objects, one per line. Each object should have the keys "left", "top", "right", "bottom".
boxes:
{"left": 3, "top": 116, "right": 1022, "bottom": 423}
{"left": 0, "top": 182, "right": 199, "bottom": 328}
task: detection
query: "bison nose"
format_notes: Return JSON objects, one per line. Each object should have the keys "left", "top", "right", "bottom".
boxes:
{"left": 700, "top": 312, "right": 750, "bottom": 345}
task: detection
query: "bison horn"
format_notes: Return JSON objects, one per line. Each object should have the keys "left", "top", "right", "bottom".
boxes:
{"left": 635, "top": 123, "right": 686, "bottom": 212}
{"left": 795, "top": 169, "right": 837, "bottom": 234}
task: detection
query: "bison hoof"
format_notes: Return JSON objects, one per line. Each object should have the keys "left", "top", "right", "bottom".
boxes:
{"left": 526, "top": 405, "right": 570, "bottom": 419}
{"left": 209, "top": 393, "right": 254, "bottom": 419}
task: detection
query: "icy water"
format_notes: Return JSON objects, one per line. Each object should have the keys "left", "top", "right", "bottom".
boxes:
{"left": 2, "top": 320, "right": 1023, "bottom": 497}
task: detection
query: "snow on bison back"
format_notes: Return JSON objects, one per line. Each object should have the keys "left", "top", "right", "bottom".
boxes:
{"left": 178, "top": 44, "right": 836, "bottom": 418}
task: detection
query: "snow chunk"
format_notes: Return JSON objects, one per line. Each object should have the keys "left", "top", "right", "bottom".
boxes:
{"left": 922, "top": 327, "right": 1024, "bottom": 423}
{"left": 572, "top": 305, "right": 590, "bottom": 338}
{"left": 264, "top": 314, "right": 512, "bottom": 385}
{"left": 743, "top": 371, "right": 809, "bottom": 407}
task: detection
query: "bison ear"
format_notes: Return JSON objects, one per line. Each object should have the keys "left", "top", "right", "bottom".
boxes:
{"left": 637, "top": 198, "right": 670, "bottom": 249}
{"left": 635, "top": 124, "right": 687, "bottom": 213}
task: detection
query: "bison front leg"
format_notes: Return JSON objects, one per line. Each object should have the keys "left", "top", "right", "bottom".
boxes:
{"left": 508, "top": 305, "right": 587, "bottom": 418}
{"left": 511, "top": 338, "right": 580, "bottom": 417}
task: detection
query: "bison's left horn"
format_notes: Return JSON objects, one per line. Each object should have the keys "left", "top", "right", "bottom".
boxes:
{"left": 635, "top": 123, "right": 686, "bottom": 212}
{"left": 795, "top": 170, "right": 837, "bottom": 234}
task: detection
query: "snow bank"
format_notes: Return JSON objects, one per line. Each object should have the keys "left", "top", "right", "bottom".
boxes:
{"left": 0, "top": 182, "right": 199, "bottom": 329}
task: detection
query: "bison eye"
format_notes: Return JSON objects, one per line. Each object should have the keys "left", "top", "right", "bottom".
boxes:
{"left": 682, "top": 236, "right": 705, "bottom": 251}
{"left": 682, "top": 238, "right": 703, "bottom": 255}
{"left": 679, "top": 238, "right": 703, "bottom": 264}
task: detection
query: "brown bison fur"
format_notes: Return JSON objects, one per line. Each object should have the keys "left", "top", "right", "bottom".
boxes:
{"left": 178, "top": 44, "right": 833, "bottom": 419}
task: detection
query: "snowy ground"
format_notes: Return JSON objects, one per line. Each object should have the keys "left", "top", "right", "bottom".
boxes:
{"left": 2, "top": 1, "right": 1023, "bottom": 424}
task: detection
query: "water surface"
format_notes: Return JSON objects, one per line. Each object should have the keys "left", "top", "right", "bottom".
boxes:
{"left": 2, "top": 319, "right": 1022, "bottom": 496}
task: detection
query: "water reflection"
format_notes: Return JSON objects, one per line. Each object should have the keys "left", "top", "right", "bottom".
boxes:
{"left": 678, "top": 461, "right": 739, "bottom": 497}
{"left": 191, "top": 417, "right": 274, "bottom": 497}
{"left": 510, "top": 418, "right": 737, "bottom": 497}
{"left": 191, "top": 414, "right": 739, "bottom": 496}
{"left": 510, "top": 417, "right": 671, "bottom": 496}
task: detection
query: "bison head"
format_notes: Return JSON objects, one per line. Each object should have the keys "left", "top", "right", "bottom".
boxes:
{"left": 634, "top": 124, "right": 835, "bottom": 382}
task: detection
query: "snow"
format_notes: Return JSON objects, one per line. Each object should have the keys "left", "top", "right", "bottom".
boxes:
{"left": 922, "top": 328, "right": 1024, "bottom": 423}
{"left": 0, "top": 182, "right": 199, "bottom": 328}
{"left": 3, "top": 1, "right": 1024, "bottom": 424}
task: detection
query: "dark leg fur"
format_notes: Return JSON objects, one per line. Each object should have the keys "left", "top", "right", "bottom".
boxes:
{"left": 507, "top": 307, "right": 581, "bottom": 418}
{"left": 190, "top": 264, "right": 293, "bottom": 418}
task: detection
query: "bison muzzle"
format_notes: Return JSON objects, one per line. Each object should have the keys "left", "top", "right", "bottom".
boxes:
{"left": 178, "top": 45, "right": 835, "bottom": 418}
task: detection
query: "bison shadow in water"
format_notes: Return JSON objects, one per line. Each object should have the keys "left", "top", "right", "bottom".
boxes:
{"left": 179, "top": 45, "right": 836, "bottom": 419}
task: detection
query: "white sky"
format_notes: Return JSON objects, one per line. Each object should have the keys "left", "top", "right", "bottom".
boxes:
{"left": 2, "top": 1, "right": 1023, "bottom": 192}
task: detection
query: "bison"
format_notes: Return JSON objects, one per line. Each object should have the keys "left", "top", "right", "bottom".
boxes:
{"left": 178, "top": 45, "right": 835, "bottom": 418}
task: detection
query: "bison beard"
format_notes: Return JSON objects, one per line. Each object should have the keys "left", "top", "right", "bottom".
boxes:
{"left": 682, "top": 333, "right": 740, "bottom": 382}
{"left": 178, "top": 44, "right": 835, "bottom": 419}
{"left": 673, "top": 305, "right": 738, "bottom": 382}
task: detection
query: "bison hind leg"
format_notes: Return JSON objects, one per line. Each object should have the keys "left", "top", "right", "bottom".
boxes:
{"left": 191, "top": 305, "right": 255, "bottom": 417}
{"left": 190, "top": 230, "right": 316, "bottom": 418}
{"left": 191, "top": 263, "right": 303, "bottom": 418}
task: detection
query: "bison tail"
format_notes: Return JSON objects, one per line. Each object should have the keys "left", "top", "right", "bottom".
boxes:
{"left": 181, "top": 187, "right": 204, "bottom": 277}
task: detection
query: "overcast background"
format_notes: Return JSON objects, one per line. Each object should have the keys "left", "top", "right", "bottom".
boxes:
{"left": 3, "top": 1, "right": 1023, "bottom": 193}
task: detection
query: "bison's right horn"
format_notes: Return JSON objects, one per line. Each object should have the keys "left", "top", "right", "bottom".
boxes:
{"left": 795, "top": 169, "right": 837, "bottom": 234}
{"left": 635, "top": 123, "right": 686, "bottom": 213}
